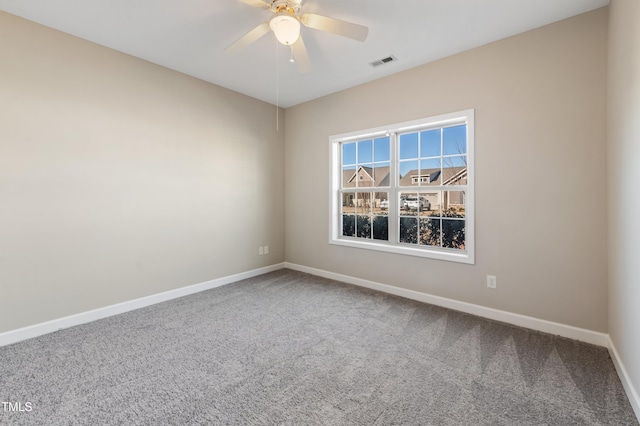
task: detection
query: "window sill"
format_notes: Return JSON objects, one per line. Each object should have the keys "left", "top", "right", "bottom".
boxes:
{"left": 329, "top": 237, "right": 475, "bottom": 264}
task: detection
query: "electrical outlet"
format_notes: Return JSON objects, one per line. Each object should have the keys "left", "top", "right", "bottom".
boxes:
{"left": 487, "top": 275, "right": 497, "bottom": 289}
{"left": 258, "top": 246, "right": 264, "bottom": 255}
{"left": 264, "top": 246, "right": 269, "bottom": 255}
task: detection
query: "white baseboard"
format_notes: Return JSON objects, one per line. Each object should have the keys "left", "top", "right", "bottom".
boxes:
{"left": 285, "top": 262, "right": 609, "bottom": 347}
{"left": 0, "top": 263, "right": 286, "bottom": 348}
{"left": 608, "top": 337, "right": 640, "bottom": 420}
{"left": 1, "top": 261, "right": 609, "bottom": 348}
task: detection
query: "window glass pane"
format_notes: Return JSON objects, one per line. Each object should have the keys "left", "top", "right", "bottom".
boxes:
{"left": 419, "top": 218, "right": 441, "bottom": 247}
{"left": 442, "top": 156, "right": 467, "bottom": 185}
{"left": 357, "top": 139, "right": 373, "bottom": 163}
{"left": 443, "top": 191, "right": 466, "bottom": 217}
{"left": 357, "top": 215, "right": 371, "bottom": 239}
{"left": 357, "top": 164, "right": 374, "bottom": 187}
{"left": 372, "top": 216, "right": 388, "bottom": 241}
{"left": 399, "top": 132, "right": 418, "bottom": 160}
{"left": 373, "top": 192, "right": 388, "bottom": 215}
{"left": 399, "top": 192, "right": 419, "bottom": 216}
{"left": 399, "top": 160, "right": 419, "bottom": 186}
{"left": 420, "top": 129, "right": 441, "bottom": 157}
{"left": 399, "top": 217, "right": 418, "bottom": 244}
{"left": 442, "top": 219, "right": 465, "bottom": 249}
{"left": 356, "top": 192, "right": 372, "bottom": 215}
{"left": 374, "top": 137, "right": 390, "bottom": 162}
{"left": 419, "top": 192, "right": 439, "bottom": 217}
{"left": 342, "top": 215, "right": 355, "bottom": 237}
{"left": 342, "top": 193, "right": 356, "bottom": 214}
{"left": 443, "top": 155, "right": 467, "bottom": 167}
{"left": 372, "top": 162, "right": 390, "bottom": 187}
{"left": 443, "top": 125, "right": 467, "bottom": 155}
{"left": 399, "top": 193, "right": 406, "bottom": 216}
{"left": 342, "top": 166, "right": 356, "bottom": 188}
{"left": 343, "top": 142, "right": 356, "bottom": 166}
{"left": 419, "top": 158, "right": 441, "bottom": 186}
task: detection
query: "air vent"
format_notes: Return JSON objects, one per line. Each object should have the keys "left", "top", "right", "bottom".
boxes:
{"left": 369, "top": 55, "right": 397, "bottom": 68}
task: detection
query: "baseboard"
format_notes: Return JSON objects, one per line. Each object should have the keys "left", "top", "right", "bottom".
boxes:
{"left": 0, "top": 263, "right": 286, "bottom": 347}
{"left": 2, "top": 262, "right": 606, "bottom": 348}
{"left": 608, "top": 337, "right": 640, "bottom": 420}
{"left": 284, "top": 262, "right": 609, "bottom": 347}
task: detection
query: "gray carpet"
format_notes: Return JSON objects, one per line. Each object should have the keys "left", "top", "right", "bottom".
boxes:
{"left": 0, "top": 269, "right": 637, "bottom": 425}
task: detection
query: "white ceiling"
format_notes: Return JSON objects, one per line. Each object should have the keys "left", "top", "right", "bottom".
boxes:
{"left": 0, "top": 0, "right": 609, "bottom": 108}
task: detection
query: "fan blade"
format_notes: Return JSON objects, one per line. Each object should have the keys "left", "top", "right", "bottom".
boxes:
{"left": 300, "top": 13, "right": 368, "bottom": 41}
{"left": 291, "top": 36, "right": 312, "bottom": 74}
{"left": 225, "top": 21, "right": 271, "bottom": 54}
{"left": 236, "top": 0, "right": 270, "bottom": 8}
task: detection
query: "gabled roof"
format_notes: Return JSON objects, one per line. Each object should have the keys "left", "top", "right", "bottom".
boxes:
{"left": 342, "top": 166, "right": 390, "bottom": 188}
{"left": 399, "top": 167, "right": 467, "bottom": 187}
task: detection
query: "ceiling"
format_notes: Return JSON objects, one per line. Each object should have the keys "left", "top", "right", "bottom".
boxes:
{"left": 0, "top": 0, "right": 609, "bottom": 108}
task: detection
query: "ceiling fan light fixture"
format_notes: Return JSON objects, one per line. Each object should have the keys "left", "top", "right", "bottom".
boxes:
{"left": 270, "top": 14, "right": 300, "bottom": 46}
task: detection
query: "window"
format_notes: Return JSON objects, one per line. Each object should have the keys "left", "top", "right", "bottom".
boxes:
{"left": 329, "top": 109, "right": 474, "bottom": 264}
{"left": 412, "top": 175, "right": 430, "bottom": 184}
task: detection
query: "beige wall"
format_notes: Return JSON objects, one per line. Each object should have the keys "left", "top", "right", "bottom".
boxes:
{"left": 0, "top": 12, "right": 285, "bottom": 333}
{"left": 285, "top": 9, "right": 608, "bottom": 331}
{"left": 608, "top": 0, "right": 640, "bottom": 411}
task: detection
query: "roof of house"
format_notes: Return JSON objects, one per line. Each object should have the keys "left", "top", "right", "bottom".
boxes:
{"left": 342, "top": 166, "right": 390, "bottom": 188}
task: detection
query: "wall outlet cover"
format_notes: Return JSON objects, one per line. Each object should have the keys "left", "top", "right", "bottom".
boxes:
{"left": 487, "top": 275, "right": 497, "bottom": 289}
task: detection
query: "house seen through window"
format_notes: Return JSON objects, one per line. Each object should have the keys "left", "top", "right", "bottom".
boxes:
{"left": 330, "top": 109, "right": 474, "bottom": 264}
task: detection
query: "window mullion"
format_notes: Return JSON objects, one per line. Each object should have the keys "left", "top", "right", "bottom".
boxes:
{"left": 388, "top": 131, "right": 399, "bottom": 244}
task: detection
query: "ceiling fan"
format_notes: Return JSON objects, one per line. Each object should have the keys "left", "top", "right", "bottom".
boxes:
{"left": 225, "top": 0, "right": 369, "bottom": 74}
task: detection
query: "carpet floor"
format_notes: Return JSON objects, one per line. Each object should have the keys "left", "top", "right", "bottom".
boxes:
{"left": 0, "top": 269, "right": 637, "bottom": 425}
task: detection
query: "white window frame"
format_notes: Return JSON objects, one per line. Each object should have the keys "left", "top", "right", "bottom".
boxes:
{"left": 329, "top": 109, "right": 475, "bottom": 264}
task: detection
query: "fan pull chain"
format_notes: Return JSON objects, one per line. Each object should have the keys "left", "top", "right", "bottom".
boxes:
{"left": 276, "top": 38, "right": 279, "bottom": 131}
{"left": 289, "top": 47, "right": 295, "bottom": 63}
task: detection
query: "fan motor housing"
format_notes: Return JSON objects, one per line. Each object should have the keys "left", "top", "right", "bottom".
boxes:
{"left": 271, "top": 0, "right": 300, "bottom": 15}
